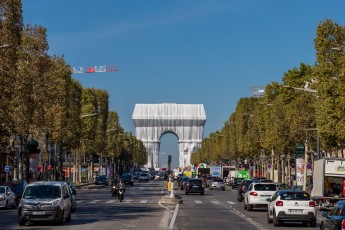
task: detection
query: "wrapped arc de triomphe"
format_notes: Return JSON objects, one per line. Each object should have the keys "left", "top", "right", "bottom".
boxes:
{"left": 132, "top": 103, "right": 206, "bottom": 169}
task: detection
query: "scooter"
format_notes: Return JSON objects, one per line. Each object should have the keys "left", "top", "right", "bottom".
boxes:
{"left": 117, "top": 188, "right": 124, "bottom": 202}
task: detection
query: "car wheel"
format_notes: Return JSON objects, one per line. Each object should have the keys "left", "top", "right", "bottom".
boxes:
{"left": 243, "top": 201, "right": 247, "bottom": 210}
{"left": 273, "top": 212, "right": 280, "bottom": 227}
{"left": 18, "top": 217, "right": 25, "bottom": 226}
{"left": 185, "top": 191, "right": 188, "bottom": 195}
{"left": 201, "top": 191, "right": 204, "bottom": 195}
{"left": 310, "top": 218, "right": 316, "bottom": 227}
{"left": 247, "top": 203, "right": 252, "bottom": 211}
{"left": 267, "top": 210, "right": 273, "bottom": 223}
{"left": 58, "top": 211, "right": 65, "bottom": 225}
{"left": 66, "top": 211, "right": 72, "bottom": 222}
{"left": 139, "top": 180, "right": 141, "bottom": 183}
{"left": 5, "top": 200, "right": 9, "bottom": 209}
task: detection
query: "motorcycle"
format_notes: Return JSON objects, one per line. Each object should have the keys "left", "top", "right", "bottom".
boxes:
{"left": 117, "top": 187, "right": 124, "bottom": 202}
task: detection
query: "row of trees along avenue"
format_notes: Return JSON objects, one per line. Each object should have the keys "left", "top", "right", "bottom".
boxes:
{"left": 0, "top": 0, "right": 147, "bottom": 182}
{"left": 191, "top": 19, "right": 345, "bottom": 172}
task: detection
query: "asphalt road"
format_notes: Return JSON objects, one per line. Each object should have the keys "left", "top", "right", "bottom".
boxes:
{"left": 0, "top": 180, "right": 324, "bottom": 230}
{"left": 174, "top": 184, "right": 323, "bottom": 230}
{"left": 0, "top": 180, "right": 172, "bottom": 230}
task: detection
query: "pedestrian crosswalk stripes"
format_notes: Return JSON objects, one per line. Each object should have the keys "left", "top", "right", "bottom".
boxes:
{"left": 78, "top": 199, "right": 237, "bottom": 205}
{"left": 193, "top": 200, "right": 236, "bottom": 205}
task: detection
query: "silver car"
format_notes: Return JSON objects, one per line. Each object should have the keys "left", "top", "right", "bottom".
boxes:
{"left": 0, "top": 186, "right": 16, "bottom": 209}
{"left": 18, "top": 181, "right": 72, "bottom": 225}
{"left": 138, "top": 173, "right": 150, "bottom": 182}
{"left": 209, "top": 177, "right": 225, "bottom": 190}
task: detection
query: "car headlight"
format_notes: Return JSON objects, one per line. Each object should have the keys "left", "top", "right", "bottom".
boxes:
{"left": 51, "top": 199, "right": 60, "bottom": 207}
{"left": 0, "top": 195, "right": 4, "bottom": 200}
{"left": 113, "top": 186, "right": 116, "bottom": 189}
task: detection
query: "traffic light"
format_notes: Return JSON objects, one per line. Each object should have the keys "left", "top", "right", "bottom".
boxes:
{"left": 14, "top": 156, "right": 18, "bottom": 167}
{"left": 168, "top": 155, "right": 171, "bottom": 164}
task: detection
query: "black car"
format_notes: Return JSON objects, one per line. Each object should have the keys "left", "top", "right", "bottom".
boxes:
{"left": 4, "top": 181, "right": 28, "bottom": 206}
{"left": 184, "top": 179, "right": 204, "bottom": 195}
{"left": 95, "top": 175, "right": 108, "bottom": 185}
{"left": 121, "top": 174, "right": 134, "bottom": 186}
{"left": 321, "top": 200, "right": 345, "bottom": 230}
{"left": 180, "top": 176, "right": 190, "bottom": 190}
{"left": 66, "top": 181, "right": 77, "bottom": 212}
{"left": 232, "top": 177, "right": 244, "bottom": 189}
{"left": 237, "top": 179, "right": 258, "bottom": 202}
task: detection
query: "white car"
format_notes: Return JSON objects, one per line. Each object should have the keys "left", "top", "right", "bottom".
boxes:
{"left": 0, "top": 186, "right": 16, "bottom": 209}
{"left": 267, "top": 190, "right": 317, "bottom": 227}
{"left": 244, "top": 182, "right": 277, "bottom": 211}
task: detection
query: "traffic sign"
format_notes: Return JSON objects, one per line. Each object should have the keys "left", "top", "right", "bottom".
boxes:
{"left": 307, "top": 163, "right": 312, "bottom": 169}
{"left": 4, "top": 166, "right": 11, "bottom": 172}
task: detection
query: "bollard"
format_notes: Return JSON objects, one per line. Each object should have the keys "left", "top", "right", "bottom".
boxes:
{"left": 169, "top": 178, "right": 175, "bottom": 198}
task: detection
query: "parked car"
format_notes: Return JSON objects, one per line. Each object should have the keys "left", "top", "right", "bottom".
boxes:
{"left": 209, "top": 177, "right": 225, "bottom": 190}
{"left": 66, "top": 181, "right": 77, "bottom": 212}
{"left": 18, "top": 181, "right": 72, "bottom": 225}
{"left": 180, "top": 176, "right": 190, "bottom": 190}
{"left": 267, "top": 190, "right": 316, "bottom": 227}
{"left": 138, "top": 173, "right": 150, "bottom": 182}
{"left": 4, "top": 180, "right": 28, "bottom": 206}
{"left": 121, "top": 173, "right": 134, "bottom": 186}
{"left": 184, "top": 178, "right": 204, "bottom": 195}
{"left": 0, "top": 186, "right": 16, "bottom": 209}
{"left": 232, "top": 177, "right": 244, "bottom": 189}
{"left": 95, "top": 175, "right": 108, "bottom": 185}
{"left": 320, "top": 200, "right": 345, "bottom": 230}
{"left": 243, "top": 182, "right": 277, "bottom": 211}
{"left": 237, "top": 179, "right": 258, "bottom": 202}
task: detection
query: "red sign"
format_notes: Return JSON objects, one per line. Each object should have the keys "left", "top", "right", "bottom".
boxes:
{"left": 47, "top": 165, "right": 51, "bottom": 171}
{"left": 37, "top": 164, "right": 42, "bottom": 171}
{"left": 162, "top": 167, "right": 167, "bottom": 171}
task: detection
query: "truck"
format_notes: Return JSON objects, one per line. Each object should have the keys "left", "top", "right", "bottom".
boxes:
{"left": 197, "top": 167, "right": 210, "bottom": 177}
{"left": 221, "top": 165, "right": 236, "bottom": 179}
{"left": 311, "top": 158, "right": 345, "bottom": 210}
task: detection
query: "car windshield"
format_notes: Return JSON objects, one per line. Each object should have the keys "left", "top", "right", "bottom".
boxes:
{"left": 213, "top": 178, "right": 223, "bottom": 182}
{"left": 122, "top": 175, "right": 131, "bottom": 179}
{"left": 280, "top": 192, "right": 311, "bottom": 200}
{"left": 189, "top": 180, "right": 202, "bottom": 186}
{"left": 140, "top": 173, "right": 148, "bottom": 176}
{"left": 23, "top": 185, "right": 61, "bottom": 199}
{"left": 0, "top": 187, "right": 5, "bottom": 193}
{"left": 254, "top": 184, "right": 277, "bottom": 191}
{"left": 182, "top": 177, "right": 190, "bottom": 181}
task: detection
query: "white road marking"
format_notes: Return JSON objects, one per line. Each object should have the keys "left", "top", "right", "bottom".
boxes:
{"left": 89, "top": 200, "right": 101, "bottom": 203}
{"left": 139, "top": 200, "right": 148, "bottom": 203}
{"left": 211, "top": 201, "right": 219, "bottom": 204}
{"left": 106, "top": 200, "right": 116, "bottom": 203}
{"left": 227, "top": 201, "right": 236, "bottom": 205}
{"left": 195, "top": 200, "right": 203, "bottom": 204}
{"left": 122, "top": 199, "right": 133, "bottom": 203}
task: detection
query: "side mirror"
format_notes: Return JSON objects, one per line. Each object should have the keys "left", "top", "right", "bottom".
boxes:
{"left": 72, "top": 190, "right": 76, "bottom": 195}
{"left": 63, "top": 194, "right": 70, "bottom": 199}
{"left": 266, "top": 198, "right": 271, "bottom": 202}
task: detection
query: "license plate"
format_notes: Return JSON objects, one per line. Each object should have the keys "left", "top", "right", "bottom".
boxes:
{"left": 289, "top": 209, "right": 303, "bottom": 213}
{"left": 32, "top": 211, "right": 45, "bottom": 215}
{"left": 192, "top": 186, "right": 199, "bottom": 188}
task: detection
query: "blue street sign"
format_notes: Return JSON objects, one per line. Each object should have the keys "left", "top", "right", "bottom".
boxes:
{"left": 4, "top": 166, "right": 11, "bottom": 172}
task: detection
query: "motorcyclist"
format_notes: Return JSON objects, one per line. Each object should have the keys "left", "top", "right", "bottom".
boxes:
{"left": 117, "top": 178, "right": 126, "bottom": 192}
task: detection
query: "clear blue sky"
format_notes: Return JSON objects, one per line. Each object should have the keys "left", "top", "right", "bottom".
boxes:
{"left": 22, "top": 0, "right": 345, "bottom": 168}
